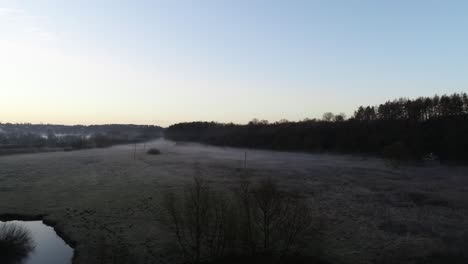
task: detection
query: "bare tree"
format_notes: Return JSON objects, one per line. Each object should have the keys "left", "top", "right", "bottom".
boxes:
{"left": 333, "top": 112, "right": 347, "bottom": 122}
{"left": 322, "top": 112, "right": 335, "bottom": 121}
{"left": 161, "top": 175, "right": 315, "bottom": 262}
{"left": 278, "top": 194, "right": 314, "bottom": 254}
{"left": 234, "top": 174, "right": 256, "bottom": 255}
{"left": 162, "top": 175, "right": 232, "bottom": 263}
{"left": 252, "top": 178, "right": 286, "bottom": 252}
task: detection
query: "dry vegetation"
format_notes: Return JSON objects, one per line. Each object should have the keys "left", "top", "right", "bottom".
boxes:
{"left": 0, "top": 139, "right": 467, "bottom": 263}
{"left": 0, "top": 223, "right": 35, "bottom": 263}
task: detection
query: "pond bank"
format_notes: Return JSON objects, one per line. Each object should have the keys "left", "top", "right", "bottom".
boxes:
{"left": 0, "top": 214, "right": 76, "bottom": 264}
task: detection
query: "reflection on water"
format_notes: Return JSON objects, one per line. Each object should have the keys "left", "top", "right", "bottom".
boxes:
{"left": 0, "top": 221, "right": 73, "bottom": 264}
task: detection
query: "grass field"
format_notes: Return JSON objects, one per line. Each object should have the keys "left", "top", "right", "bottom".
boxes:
{"left": 0, "top": 139, "right": 467, "bottom": 263}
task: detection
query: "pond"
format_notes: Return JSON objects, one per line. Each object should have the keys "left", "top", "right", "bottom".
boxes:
{"left": 0, "top": 220, "right": 74, "bottom": 264}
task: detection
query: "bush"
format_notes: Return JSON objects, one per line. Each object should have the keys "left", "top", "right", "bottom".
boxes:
{"left": 147, "top": 148, "right": 161, "bottom": 155}
{"left": 0, "top": 223, "right": 35, "bottom": 263}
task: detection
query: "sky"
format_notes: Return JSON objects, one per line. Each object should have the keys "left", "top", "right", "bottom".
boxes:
{"left": 1, "top": 0, "right": 467, "bottom": 127}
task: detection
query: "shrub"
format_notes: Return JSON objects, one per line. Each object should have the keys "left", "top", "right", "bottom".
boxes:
{"left": 147, "top": 148, "right": 161, "bottom": 155}
{"left": 0, "top": 223, "right": 35, "bottom": 263}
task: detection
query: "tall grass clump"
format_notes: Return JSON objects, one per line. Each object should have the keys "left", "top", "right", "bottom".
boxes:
{"left": 0, "top": 223, "right": 35, "bottom": 263}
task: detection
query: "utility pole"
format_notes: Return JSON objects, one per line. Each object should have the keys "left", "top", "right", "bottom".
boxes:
{"left": 134, "top": 143, "right": 137, "bottom": 162}
{"left": 244, "top": 151, "right": 247, "bottom": 169}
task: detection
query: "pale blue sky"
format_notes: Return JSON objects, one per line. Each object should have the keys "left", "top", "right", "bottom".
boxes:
{"left": 1, "top": 0, "right": 467, "bottom": 126}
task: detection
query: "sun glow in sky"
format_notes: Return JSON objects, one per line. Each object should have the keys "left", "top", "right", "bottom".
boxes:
{"left": 1, "top": 0, "right": 468, "bottom": 127}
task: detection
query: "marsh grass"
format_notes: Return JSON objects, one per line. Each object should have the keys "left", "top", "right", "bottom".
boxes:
{"left": 0, "top": 223, "right": 35, "bottom": 263}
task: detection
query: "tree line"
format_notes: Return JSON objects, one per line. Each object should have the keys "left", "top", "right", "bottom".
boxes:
{"left": 0, "top": 124, "right": 163, "bottom": 155}
{"left": 354, "top": 93, "right": 468, "bottom": 121}
{"left": 166, "top": 93, "right": 468, "bottom": 162}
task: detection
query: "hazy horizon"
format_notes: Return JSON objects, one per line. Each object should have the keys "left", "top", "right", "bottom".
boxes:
{"left": 1, "top": 2, "right": 468, "bottom": 262}
{"left": 1, "top": 0, "right": 467, "bottom": 127}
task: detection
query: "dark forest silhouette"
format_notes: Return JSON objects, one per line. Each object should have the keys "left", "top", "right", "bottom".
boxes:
{"left": 166, "top": 93, "right": 468, "bottom": 162}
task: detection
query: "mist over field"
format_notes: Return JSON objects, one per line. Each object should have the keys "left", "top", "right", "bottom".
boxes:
{"left": 2, "top": 1, "right": 468, "bottom": 263}
{"left": 0, "top": 123, "right": 163, "bottom": 156}
{"left": 0, "top": 138, "right": 467, "bottom": 264}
